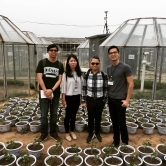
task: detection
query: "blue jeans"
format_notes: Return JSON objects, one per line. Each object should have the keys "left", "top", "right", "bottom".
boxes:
{"left": 39, "top": 96, "right": 59, "bottom": 136}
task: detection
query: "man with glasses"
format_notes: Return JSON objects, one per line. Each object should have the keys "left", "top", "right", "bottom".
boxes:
{"left": 82, "top": 56, "right": 108, "bottom": 143}
{"left": 107, "top": 45, "right": 134, "bottom": 146}
{"left": 36, "top": 44, "right": 64, "bottom": 142}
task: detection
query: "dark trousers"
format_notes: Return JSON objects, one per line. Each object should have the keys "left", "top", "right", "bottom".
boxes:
{"left": 40, "top": 96, "right": 59, "bottom": 136}
{"left": 64, "top": 95, "right": 80, "bottom": 133}
{"left": 86, "top": 96, "right": 105, "bottom": 134}
{"left": 108, "top": 97, "right": 128, "bottom": 144}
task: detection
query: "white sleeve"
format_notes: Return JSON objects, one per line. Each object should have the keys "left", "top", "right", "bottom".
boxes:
{"left": 61, "top": 73, "right": 67, "bottom": 94}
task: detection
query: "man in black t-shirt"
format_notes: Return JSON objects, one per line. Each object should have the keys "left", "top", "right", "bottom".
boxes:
{"left": 36, "top": 44, "right": 64, "bottom": 142}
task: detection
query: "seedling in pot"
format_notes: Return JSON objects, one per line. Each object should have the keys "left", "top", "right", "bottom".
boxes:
{"left": 142, "top": 139, "right": 151, "bottom": 148}
{"left": 90, "top": 139, "right": 98, "bottom": 154}
{"left": 73, "top": 153, "right": 79, "bottom": 162}
{"left": 93, "top": 155, "right": 100, "bottom": 165}
{"left": 3, "top": 151, "right": 13, "bottom": 161}
{"left": 6, "top": 140, "right": 16, "bottom": 149}
{"left": 70, "top": 144, "right": 79, "bottom": 153}
{"left": 20, "top": 152, "right": 31, "bottom": 165}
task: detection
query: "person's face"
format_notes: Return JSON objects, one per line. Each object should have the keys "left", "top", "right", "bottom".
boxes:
{"left": 90, "top": 58, "right": 100, "bottom": 71}
{"left": 68, "top": 57, "right": 77, "bottom": 69}
{"left": 48, "top": 47, "right": 58, "bottom": 58}
{"left": 108, "top": 48, "right": 120, "bottom": 61}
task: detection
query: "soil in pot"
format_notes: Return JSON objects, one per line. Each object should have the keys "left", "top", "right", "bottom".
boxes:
{"left": 144, "top": 156, "right": 161, "bottom": 164}
{"left": 48, "top": 146, "right": 63, "bottom": 156}
{"left": 6, "top": 142, "right": 21, "bottom": 150}
{"left": 65, "top": 155, "right": 82, "bottom": 165}
{"left": 157, "top": 145, "right": 166, "bottom": 154}
{"left": 28, "top": 144, "right": 43, "bottom": 151}
{"left": 138, "top": 146, "right": 154, "bottom": 153}
{"left": 66, "top": 147, "right": 81, "bottom": 153}
{"left": 0, "top": 157, "right": 15, "bottom": 165}
{"left": 105, "top": 156, "right": 122, "bottom": 165}
{"left": 119, "top": 145, "right": 134, "bottom": 153}
{"left": 18, "top": 157, "right": 35, "bottom": 166}
{"left": 125, "top": 155, "right": 141, "bottom": 165}
{"left": 85, "top": 148, "right": 100, "bottom": 155}
{"left": 86, "top": 155, "right": 103, "bottom": 166}
{"left": 46, "top": 156, "right": 62, "bottom": 165}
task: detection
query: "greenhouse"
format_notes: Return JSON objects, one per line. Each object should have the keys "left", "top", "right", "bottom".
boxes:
{"left": 99, "top": 17, "right": 166, "bottom": 99}
{"left": 0, "top": 15, "right": 52, "bottom": 100}
{"left": 77, "top": 40, "right": 89, "bottom": 68}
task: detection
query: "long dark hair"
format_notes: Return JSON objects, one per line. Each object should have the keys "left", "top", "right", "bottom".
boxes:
{"left": 66, "top": 54, "right": 82, "bottom": 77}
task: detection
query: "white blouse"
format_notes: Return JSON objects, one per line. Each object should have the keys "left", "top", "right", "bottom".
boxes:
{"left": 61, "top": 72, "right": 83, "bottom": 96}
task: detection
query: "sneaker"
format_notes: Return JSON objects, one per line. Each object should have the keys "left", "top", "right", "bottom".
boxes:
{"left": 37, "top": 134, "right": 47, "bottom": 142}
{"left": 95, "top": 133, "right": 102, "bottom": 142}
{"left": 50, "top": 133, "right": 62, "bottom": 141}
{"left": 86, "top": 134, "right": 94, "bottom": 143}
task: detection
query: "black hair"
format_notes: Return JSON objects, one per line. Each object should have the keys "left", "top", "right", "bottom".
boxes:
{"left": 108, "top": 45, "right": 119, "bottom": 54}
{"left": 66, "top": 54, "right": 82, "bottom": 77}
{"left": 90, "top": 56, "right": 100, "bottom": 62}
{"left": 47, "top": 44, "right": 59, "bottom": 52}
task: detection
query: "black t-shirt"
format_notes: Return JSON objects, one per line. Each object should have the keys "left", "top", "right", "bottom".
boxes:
{"left": 36, "top": 58, "right": 64, "bottom": 97}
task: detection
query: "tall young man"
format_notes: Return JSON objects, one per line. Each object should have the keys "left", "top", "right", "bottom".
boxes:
{"left": 107, "top": 45, "right": 134, "bottom": 146}
{"left": 36, "top": 44, "right": 64, "bottom": 142}
{"left": 82, "top": 56, "right": 108, "bottom": 143}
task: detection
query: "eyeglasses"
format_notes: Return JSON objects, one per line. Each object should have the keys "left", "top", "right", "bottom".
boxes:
{"left": 49, "top": 49, "right": 58, "bottom": 52}
{"left": 91, "top": 62, "right": 100, "bottom": 65}
{"left": 109, "top": 51, "right": 118, "bottom": 55}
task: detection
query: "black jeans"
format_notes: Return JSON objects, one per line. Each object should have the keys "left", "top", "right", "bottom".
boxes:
{"left": 64, "top": 95, "right": 80, "bottom": 133}
{"left": 108, "top": 97, "right": 128, "bottom": 144}
{"left": 86, "top": 96, "right": 105, "bottom": 134}
{"left": 40, "top": 96, "right": 59, "bottom": 136}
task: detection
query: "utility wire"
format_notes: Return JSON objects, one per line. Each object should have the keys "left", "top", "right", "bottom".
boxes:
{"left": 12, "top": 20, "right": 120, "bottom": 28}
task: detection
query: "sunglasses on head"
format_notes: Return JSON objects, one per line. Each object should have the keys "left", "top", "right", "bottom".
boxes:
{"left": 49, "top": 49, "right": 58, "bottom": 52}
{"left": 91, "top": 62, "right": 100, "bottom": 65}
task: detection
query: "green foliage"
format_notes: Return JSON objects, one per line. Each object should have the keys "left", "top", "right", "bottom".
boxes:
{"left": 133, "top": 80, "right": 141, "bottom": 89}
{"left": 20, "top": 152, "right": 31, "bottom": 165}
{"left": 73, "top": 153, "right": 79, "bottom": 162}
{"left": 0, "top": 79, "right": 24, "bottom": 86}
{"left": 8, "top": 91, "right": 28, "bottom": 98}
{"left": 32, "top": 136, "right": 41, "bottom": 146}
{"left": 0, "top": 118, "right": 5, "bottom": 125}
{"left": 156, "top": 89, "right": 166, "bottom": 100}
{"left": 30, "top": 83, "right": 35, "bottom": 89}
{"left": 6, "top": 140, "right": 16, "bottom": 149}
{"left": 142, "top": 139, "right": 151, "bottom": 147}
{"left": 104, "top": 143, "right": 116, "bottom": 157}
{"left": 133, "top": 79, "right": 166, "bottom": 90}
{"left": 90, "top": 140, "right": 98, "bottom": 153}
{"left": 132, "top": 91, "right": 151, "bottom": 100}
{"left": 3, "top": 151, "right": 13, "bottom": 161}
{"left": 93, "top": 155, "right": 100, "bottom": 165}
{"left": 70, "top": 144, "right": 79, "bottom": 153}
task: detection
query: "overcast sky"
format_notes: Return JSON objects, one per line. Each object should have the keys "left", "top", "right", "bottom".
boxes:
{"left": 0, "top": 0, "right": 166, "bottom": 38}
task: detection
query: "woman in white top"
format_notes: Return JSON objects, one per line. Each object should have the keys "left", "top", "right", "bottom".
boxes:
{"left": 61, "top": 54, "right": 82, "bottom": 141}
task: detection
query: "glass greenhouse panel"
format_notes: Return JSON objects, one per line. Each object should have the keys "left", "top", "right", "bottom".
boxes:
{"left": 5, "top": 45, "right": 14, "bottom": 77}
{"left": 0, "top": 18, "right": 26, "bottom": 43}
{"left": 142, "top": 25, "right": 157, "bottom": 46}
{"left": 159, "top": 24, "right": 166, "bottom": 46}
{"left": 0, "top": 45, "right": 4, "bottom": 101}
{"left": 106, "top": 21, "right": 136, "bottom": 46}
{"left": 127, "top": 25, "right": 145, "bottom": 46}
{"left": 4, "top": 45, "right": 29, "bottom": 98}
{"left": 78, "top": 49, "right": 89, "bottom": 68}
